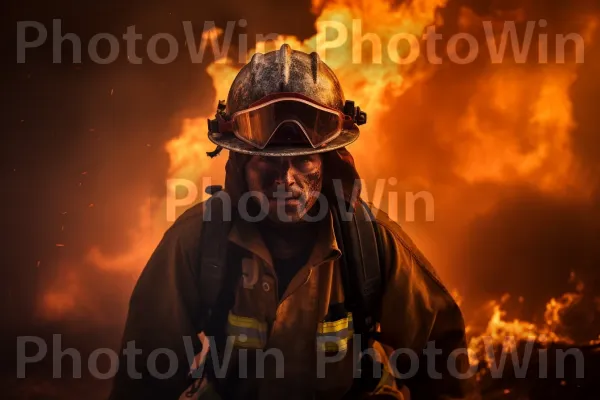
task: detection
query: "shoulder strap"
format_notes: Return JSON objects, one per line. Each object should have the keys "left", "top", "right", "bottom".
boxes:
{"left": 331, "top": 198, "right": 384, "bottom": 340}
{"left": 199, "top": 187, "right": 234, "bottom": 325}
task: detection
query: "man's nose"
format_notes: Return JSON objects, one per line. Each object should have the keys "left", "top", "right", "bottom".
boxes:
{"left": 273, "top": 160, "right": 295, "bottom": 186}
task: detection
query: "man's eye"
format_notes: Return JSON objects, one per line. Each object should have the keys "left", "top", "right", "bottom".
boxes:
{"left": 293, "top": 157, "right": 316, "bottom": 171}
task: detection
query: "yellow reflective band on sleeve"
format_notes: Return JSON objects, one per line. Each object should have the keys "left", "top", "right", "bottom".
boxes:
{"left": 317, "top": 312, "right": 353, "bottom": 334}
{"left": 226, "top": 312, "right": 268, "bottom": 349}
{"left": 316, "top": 312, "right": 354, "bottom": 353}
{"left": 317, "top": 336, "right": 351, "bottom": 353}
{"left": 227, "top": 313, "right": 268, "bottom": 332}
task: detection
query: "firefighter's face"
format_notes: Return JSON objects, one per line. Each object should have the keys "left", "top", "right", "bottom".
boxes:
{"left": 245, "top": 154, "right": 323, "bottom": 223}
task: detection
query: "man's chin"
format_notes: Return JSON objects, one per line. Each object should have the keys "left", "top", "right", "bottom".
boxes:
{"left": 268, "top": 216, "right": 302, "bottom": 224}
{"left": 265, "top": 200, "right": 313, "bottom": 222}
{"left": 266, "top": 208, "right": 303, "bottom": 224}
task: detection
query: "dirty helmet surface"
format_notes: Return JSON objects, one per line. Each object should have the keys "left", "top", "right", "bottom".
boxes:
{"left": 207, "top": 44, "right": 367, "bottom": 156}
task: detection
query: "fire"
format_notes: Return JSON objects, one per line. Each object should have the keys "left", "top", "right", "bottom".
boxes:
{"left": 446, "top": 8, "right": 598, "bottom": 198}
{"left": 467, "top": 286, "right": 584, "bottom": 366}
{"left": 454, "top": 67, "right": 579, "bottom": 194}
{"left": 308, "top": 0, "right": 449, "bottom": 173}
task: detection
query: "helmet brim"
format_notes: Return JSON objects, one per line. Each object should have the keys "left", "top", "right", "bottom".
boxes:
{"left": 208, "top": 126, "right": 360, "bottom": 156}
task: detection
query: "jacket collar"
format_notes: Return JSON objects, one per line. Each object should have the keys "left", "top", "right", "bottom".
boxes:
{"left": 228, "top": 210, "right": 342, "bottom": 268}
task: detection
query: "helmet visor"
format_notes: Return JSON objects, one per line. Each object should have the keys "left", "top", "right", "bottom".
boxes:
{"left": 231, "top": 97, "right": 345, "bottom": 149}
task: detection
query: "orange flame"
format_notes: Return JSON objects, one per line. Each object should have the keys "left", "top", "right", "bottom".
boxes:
{"left": 454, "top": 67, "right": 579, "bottom": 193}
{"left": 468, "top": 285, "right": 584, "bottom": 366}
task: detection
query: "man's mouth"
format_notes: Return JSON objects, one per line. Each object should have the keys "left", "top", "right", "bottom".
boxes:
{"left": 267, "top": 193, "right": 302, "bottom": 206}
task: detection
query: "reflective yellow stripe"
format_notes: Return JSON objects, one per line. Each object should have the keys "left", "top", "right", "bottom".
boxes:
{"left": 317, "top": 312, "right": 353, "bottom": 334}
{"left": 316, "top": 312, "right": 354, "bottom": 353}
{"left": 317, "top": 337, "right": 350, "bottom": 352}
{"left": 227, "top": 312, "right": 267, "bottom": 332}
{"left": 226, "top": 312, "right": 268, "bottom": 349}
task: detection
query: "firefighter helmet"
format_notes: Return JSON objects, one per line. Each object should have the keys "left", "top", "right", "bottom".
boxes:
{"left": 207, "top": 43, "right": 366, "bottom": 156}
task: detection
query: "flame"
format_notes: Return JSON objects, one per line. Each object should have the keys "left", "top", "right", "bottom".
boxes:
{"left": 448, "top": 8, "right": 598, "bottom": 197}
{"left": 467, "top": 287, "right": 583, "bottom": 366}
{"left": 453, "top": 67, "right": 581, "bottom": 194}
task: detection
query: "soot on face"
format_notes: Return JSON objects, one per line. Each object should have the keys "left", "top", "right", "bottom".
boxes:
{"left": 245, "top": 154, "right": 324, "bottom": 222}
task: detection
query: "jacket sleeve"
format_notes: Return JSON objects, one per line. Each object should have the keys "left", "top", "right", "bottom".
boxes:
{"left": 374, "top": 216, "right": 479, "bottom": 400}
{"left": 109, "top": 205, "right": 207, "bottom": 400}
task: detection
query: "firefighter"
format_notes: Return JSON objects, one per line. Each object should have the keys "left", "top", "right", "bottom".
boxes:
{"left": 109, "top": 44, "right": 477, "bottom": 400}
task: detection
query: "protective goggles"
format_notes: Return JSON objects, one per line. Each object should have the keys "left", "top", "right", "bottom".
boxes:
{"left": 208, "top": 92, "right": 365, "bottom": 150}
